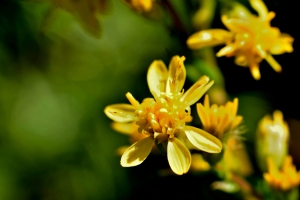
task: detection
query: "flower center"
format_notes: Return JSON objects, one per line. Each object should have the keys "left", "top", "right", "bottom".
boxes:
{"left": 135, "top": 93, "right": 192, "bottom": 140}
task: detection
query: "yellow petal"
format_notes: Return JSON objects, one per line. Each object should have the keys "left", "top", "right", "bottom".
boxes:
{"left": 126, "top": 92, "right": 140, "bottom": 108}
{"left": 187, "top": 29, "right": 233, "bottom": 49}
{"left": 196, "top": 103, "right": 210, "bottom": 128}
{"left": 190, "top": 154, "right": 210, "bottom": 171}
{"left": 230, "top": 98, "right": 239, "bottom": 117}
{"left": 166, "top": 56, "right": 186, "bottom": 94}
{"left": 270, "top": 42, "right": 293, "bottom": 55}
{"left": 125, "top": 0, "right": 153, "bottom": 12}
{"left": 116, "top": 146, "right": 130, "bottom": 156}
{"left": 265, "top": 54, "right": 282, "bottom": 73}
{"left": 249, "top": 0, "right": 268, "bottom": 21}
{"left": 267, "top": 11, "right": 276, "bottom": 21}
{"left": 250, "top": 65, "right": 261, "bottom": 80}
{"left": 270, "top": 34, "right": 294, "bottom": 55}
{"left": 167, "top": 137, "right": 191, "bottom": 175}
{"left": 216, "top": 44, "right": 236, "bottom": 57}
{"left": 111, "top": 122, "right": 136, "bottom": 135}
{"left": 225, "top": 2, "right": 252, "bottom": 19}
{"left": 273, "top": 110, "right": 283, "bottom": 123}
{"left": 231, "top": 116, "right": 243, "bottom": 130}
{"left": 255, "top": 44, "right": 267, "bottom": 58}
{"left": 215, "top": 113, "right": 229, "bottom": 137}
{"left": 267, "top": 157, "right": 280, "bottom": 177}
{"left": 121, "top": 136, "right": 154, "bottom": 167}
{"left": 181, "top": 76, "right": 214, "bottom": 106}
{"left": 221, "top": 16, "right": 250, "bottom": 33}
{"left": 184, "top": 126, "right": 222, "bottom": 153}
{"left": 203, "top": 94, "right": 210, "bottom": 109}
{"left": 104, "top": 104, "right": 136, "bottom": 122}
{"left": 147, "top": 60, "right": 168, "bottom": 98}
{"left": 137, "top": 0, "right": 153, "bottom": 12}
{"left": 263, "top": 173, "right": 273, "bottom": 184}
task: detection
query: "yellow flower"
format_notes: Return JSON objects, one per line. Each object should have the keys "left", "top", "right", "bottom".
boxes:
{"left": 104, "top": 56, "right": 222, "bottom": 175}
{"left": 256, "top": 110, "right": 289, "bottom": 172}
{"left": 196, "top": 94, "right": 243, "bottom": 140}
{"left": 123, "top": 0, "right": 154, "bottom": 13}
{"left": 264, "top": 156, "right": 300, "bottom": 191}
{"left": 187, "top": 0, "right": 293, "bottom": 80}
{"left": 190, "top": 154, "right": 210, "bottom": 172}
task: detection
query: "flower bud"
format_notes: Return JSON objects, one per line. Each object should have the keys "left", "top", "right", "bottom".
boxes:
{"left": 256, "top": 110, "right": 289, "bottom": 172}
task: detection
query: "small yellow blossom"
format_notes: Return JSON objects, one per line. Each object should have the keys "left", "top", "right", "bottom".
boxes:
{"left": 196, "top": 95, "right": 251, "bottom": 175}
{"left": 104, "top": 56, "right": 222, "bottom": 175}
{"left": 196, "top": 94, "right": 243, "bottom": 140}
{"left": 123, "top": 0, "right": 154, "bottom": 13}
{"left": 187, "top": 0, "right": 294, "bottom": 80}
{"left": 190, "top": 154, "right": 211, "bottom": 172}
{"left": 256, "top": 110, "right": 289, "bottom": 172}
{"left": 264, "top": 156, "right": 300, "bottom": 191}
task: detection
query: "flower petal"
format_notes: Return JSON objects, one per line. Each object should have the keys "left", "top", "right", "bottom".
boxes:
{"left": 270, "top": 34, "right": 294, "bottom": 55}
{"left": 249, "top": 63, "right": 261, "bottom": 80}
{"left": 104, "top": 104, "right": 136, "bottom": 122}
{"left": 265, "top": 54, "right": 282, "bottom": 73}
{"left": 167, "top": 137, "right": 191, "bottom": 175}
{"left": 227, "top": 98, "right": 238, "bottom": 117}
{"left": 231, "top": 116, "right": 243, "bottom": 129}
{"left": 181, "top": 76, "right": 214, "bottom": 106}
{"left": 226, "top": 2, "right": 252, "bottom": 20}
{"left": 203, "top": 94, "right": 210, "bottom": 109}
{"left": 216, "top": 44, "right": 236, "bottom": 57}
{"left": 147, "top": 60, "right": 168, "bottom": 98}
{"left": 111, "top": 122, "right": 137, "bottom": 135}
{"left": 121, "top": 136, "right": 154, "bottom": 167}
{"left": 184, "top": 126, "right": 222, "bottom": 153}
{"left": 249, "top": 0, "right": 268, "bottom": 21}
{"left": 197, "top": 103, "right": 211, "bottom": 128}
{"left": 166, "top": 56, "right": 186, "bottom": 94}
{"left": 187, "top": 29, "right": 233, "bottom": 49}
{"left": 221, "top": 16, "right": 250, "bottom": 33}
{"left": 215, "top": 113, "right": 229, "bottom": 138}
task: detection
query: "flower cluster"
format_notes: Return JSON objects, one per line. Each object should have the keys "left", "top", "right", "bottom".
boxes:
{"left": 197, "top": 94, "right": 243, "bottom": 140}
{"left": 264, "top": 156, "right": 300, "bottom": 191}
{"left": 187, "top": 0, "right": 294, "bottom": 80}
{"left": 195, "top": 94, "right": 252, "bottom": 177}
{"left": 104, "top": 56, "right": 222, "bottom": 175}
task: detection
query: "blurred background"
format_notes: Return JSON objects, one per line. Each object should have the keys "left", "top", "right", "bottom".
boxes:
{"left": 0, "top": 0, "right": 299, "bottom": 199}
